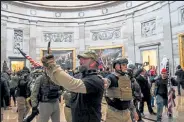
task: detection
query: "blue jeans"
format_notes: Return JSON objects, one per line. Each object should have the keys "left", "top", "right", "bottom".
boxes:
{"left": 156, "top": 95, "right": 168, "bottom": 121}
{"left": 151, "top": 96, "right": 154, "bottom": 106}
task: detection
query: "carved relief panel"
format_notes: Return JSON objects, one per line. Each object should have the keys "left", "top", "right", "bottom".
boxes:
{"left": 13, "top": 29, "right": 23, "bottom": 54}
{"left": 43, "top": 32, "right": 74, "bottom": 42}
{"left": 141, "top": 19, "right": 156, "bottom": 37}
{"left": 91, "top": 28, "right": 121, "bottom": 41}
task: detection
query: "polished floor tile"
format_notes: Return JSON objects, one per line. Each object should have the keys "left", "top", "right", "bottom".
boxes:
{"left": 142, "top": 87, "right": 184, "bottom": 122}
{"left": 2, "top": 87, "right": 184, "bottom": 122}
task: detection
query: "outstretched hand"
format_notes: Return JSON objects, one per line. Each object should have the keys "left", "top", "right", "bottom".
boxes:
{"left": 41, "top": 54, "right": 55, "bottom": 68}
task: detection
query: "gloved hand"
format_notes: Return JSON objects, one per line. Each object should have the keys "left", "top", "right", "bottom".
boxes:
{"left": 32, "top": 107, "right": 39, "bottom": 115}
{"left": 41, "top": 54, "right": 55, "bottom": 68}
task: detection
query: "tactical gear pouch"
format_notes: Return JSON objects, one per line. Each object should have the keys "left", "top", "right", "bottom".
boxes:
{"left": 39, "top": 74, "right": 60, "bottom": 101}
{"left": 47, "top": 91, "right": 59, "bottom": 99}
{"left": 106, "top": 87, "right": 132, "bottom": 101}
{"left": 120, "top": 88, "right": 133, "bottom": 101}
{"left": 106, "top": 75, "right": 132, "bottom": 101}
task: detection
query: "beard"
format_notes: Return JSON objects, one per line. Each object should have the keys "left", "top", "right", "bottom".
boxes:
{"left": 78, "top": 65, "right": 88, "bottom": 73}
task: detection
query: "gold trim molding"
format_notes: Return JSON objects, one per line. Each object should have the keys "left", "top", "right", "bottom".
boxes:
{"left": 88, "top": 45, "right": 125, "bottom": 58}
{"left": 178, "top": 33, "right": 184, "bottom": 69}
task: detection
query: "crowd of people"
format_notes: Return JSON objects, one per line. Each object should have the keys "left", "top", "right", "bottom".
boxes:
{"left": 1, "top": 51, "right": 184, "bottom": 122}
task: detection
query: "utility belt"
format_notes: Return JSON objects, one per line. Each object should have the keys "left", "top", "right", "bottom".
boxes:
{"left": 40, "top": 98, "right": 58, "bottom": 103}
{"left": 106, "top": 87, "right": 133, "bottom": 101}
{"left": 106, "top": 97, "right": 130, "bottom": 111}
{"left": 108, "top": 105, "right": 129, "bottom": 112}
{"left": 39, "top": 94, "right": 59, "bottom": 103}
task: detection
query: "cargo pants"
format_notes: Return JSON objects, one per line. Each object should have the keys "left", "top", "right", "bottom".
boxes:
{"left": 106, "top": 106, "right": 132, "bottom": 122}
{"left": 101, "top": 98, "right": 107, "bottom": 122}
{"left": 38, "top": 100, "right": 60, "bottom": 122}
{"left": 64, "top": 105, "right": 72, "bottom": 122}
{"left": 1, "top": 108, "right": 4, "bottom": 122}
{"left": 16, "top": 97, "right": 30, "bottom": 122}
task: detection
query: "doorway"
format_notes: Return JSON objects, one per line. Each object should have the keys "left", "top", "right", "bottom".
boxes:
{"left": 9, "top": 57, "right": 26, "bottom": 73}
{"left": 141, "top": 49, "right": 157, "bottom": 71}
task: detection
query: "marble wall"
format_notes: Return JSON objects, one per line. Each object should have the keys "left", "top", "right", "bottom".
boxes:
{"left": 1, "top": 1, "right": 184, "bottom": 74}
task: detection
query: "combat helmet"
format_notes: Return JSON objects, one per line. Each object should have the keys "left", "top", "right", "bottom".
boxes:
{"left": 22, "top": 66, "right": 30, "bottom": 73}
{"left": 112, "top": 57, "right": 128, "bottom": 69}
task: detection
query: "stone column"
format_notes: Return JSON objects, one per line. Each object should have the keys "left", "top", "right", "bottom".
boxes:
{"left": 1, "top": 15, "right": 8, "bottom": 69}
{"left": 123, "top": 13, "right": 136, "bottom": 63}
{"left": 29, "top": 20, "right": 37, "bottom": 67}
{"left": 161, "top": 1, "right": 174, "bottom": 75}
{"left": 78, "top": 22, "right": 85, "bottom": 52}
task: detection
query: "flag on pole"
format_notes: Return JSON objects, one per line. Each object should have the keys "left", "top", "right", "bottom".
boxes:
{"left": 166, "top": 58, "right": 175, "bottom": 118}
{"left": 98, "top": 57, "right": 104, "bottom": 69}
{"left": 97, "top": 49, "right": 106, "bottom": 69}
{"left": 17, "top": 48, "right": 42, "bottom": 67}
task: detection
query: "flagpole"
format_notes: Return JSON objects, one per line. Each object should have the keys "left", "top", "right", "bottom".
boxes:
{"left": 16, "top": 48, "right": 42, "bottom": 68}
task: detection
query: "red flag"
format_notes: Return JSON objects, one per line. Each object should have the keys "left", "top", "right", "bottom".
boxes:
{"left": 17, "top": 48, "right": 42, "bottom": 67}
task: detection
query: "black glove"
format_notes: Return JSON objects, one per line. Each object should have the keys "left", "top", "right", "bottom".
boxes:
{"left": 23, "top": 107, "right": 39, "bottom": 122}
{"left": 32, "top": 107, "right": 39, "bottom": 114}
{"left": 41, "top": 54, "right": 55, "bottom": 68}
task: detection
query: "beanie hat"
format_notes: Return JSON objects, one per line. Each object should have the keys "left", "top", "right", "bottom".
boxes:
{"left": 177, "top": 65, "right": 181, "bottom": 69}
{"left": 161, "top": 68, "right": 167, "bottom": 73}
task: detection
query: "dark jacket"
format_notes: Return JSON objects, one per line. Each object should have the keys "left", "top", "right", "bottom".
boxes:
{"left": 136, "top": 75, "right": 151, "bottom": 100}
{"left": 1, "top": 72, "right": 11, "bottom": 88}
{"left": 154, "top": 77, "right": 168, "bottom": 99}
{"left": 131, "top": 78, "right": 142, "bottom": 101}
{"left": 71, "top": 70, "right": 104, "bottom": 122}
{"left": 15, "top": 73, "right": 31, "bottom": 98}
{"left": 1, "top": 76, "right": 10, "bottom": 107}
{"left": 175, "top": 69, "right": 184, "bottom": 83}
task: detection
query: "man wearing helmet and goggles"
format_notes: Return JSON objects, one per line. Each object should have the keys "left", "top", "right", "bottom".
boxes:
{"left": 104, "top": 57, "right": 138, "bottom": 122}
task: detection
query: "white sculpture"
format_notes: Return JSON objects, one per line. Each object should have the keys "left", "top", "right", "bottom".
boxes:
{"left": 160, "top": 57, "right": 168, "bottom": 72}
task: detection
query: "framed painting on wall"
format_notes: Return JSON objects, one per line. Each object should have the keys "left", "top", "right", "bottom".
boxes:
{"left": 40, "top": 48, "right": 76, "bottom": 70}
{"left": 88, "top": 45, "right": 125, "bottom": 71}
{"left": 178, "top": 33, "right": 184, "bottom": 69}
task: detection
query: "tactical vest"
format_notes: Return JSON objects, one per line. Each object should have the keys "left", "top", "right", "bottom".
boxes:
{"left": 39, "top": 74, "right": 60, "bottom": 102}
{"left": 106, "top": 75, "right": 133, "bottom": 101}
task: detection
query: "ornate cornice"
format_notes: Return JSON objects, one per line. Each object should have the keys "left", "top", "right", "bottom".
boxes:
{"left": 9, "top": 1, "right": 119, "bottom": 11}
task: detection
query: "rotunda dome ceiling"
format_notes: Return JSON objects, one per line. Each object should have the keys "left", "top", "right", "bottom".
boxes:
{"left": 25, "top": 1, "right": 106, "bottom": 6}
{"left": 13, "top": 1, "right": 118, "bottom": 10}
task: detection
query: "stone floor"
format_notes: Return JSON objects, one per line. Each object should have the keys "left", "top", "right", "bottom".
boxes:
{"left": 2, "top": 87, "right": 184, "bottom": 122}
